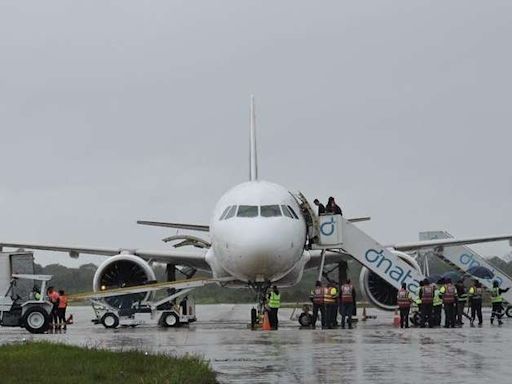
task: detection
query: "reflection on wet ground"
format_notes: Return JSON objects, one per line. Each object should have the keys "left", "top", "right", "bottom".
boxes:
{"left": 1, "top": 304, "right": 511, "bottom": 383}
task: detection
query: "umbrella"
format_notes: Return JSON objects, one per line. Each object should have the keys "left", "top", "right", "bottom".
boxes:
{"left": 425, "top": 274, "right": 442, "bottom": 284}
{"left": 441, "top": 271, "right": 462, "bottom": 283}
{"left": 467, "top": 265, "right": 494, "bottom": 279}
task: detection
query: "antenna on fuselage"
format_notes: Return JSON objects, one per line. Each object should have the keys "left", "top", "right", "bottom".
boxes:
{"left": 249, "top": 95, "right": 258, "bottom": 181}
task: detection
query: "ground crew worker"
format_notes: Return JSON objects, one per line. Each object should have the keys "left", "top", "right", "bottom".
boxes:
{"left": 440, "top": 278, "right": 457, "bottom": 328}
{"left": 419, "top": 279, "right": 434, "bottom": 328}
{"left": 323, "top": 283, "right": 336, "bottom": 329}
{"left": 397, "top": 282, "right": 412, "bottom": 328}
{"left": 455, "top": 279, "right": 467, "bottom": 327}
{"left": 433, "top": 283, "right": 443, "bottom": 327}
{"left": 57, "top": 290, "right": 68, "bottom": 330}
{"left": 490, "top": 280, "right": 510, "bottom": 326}
{"left": 310, "top": 281, "right": 325, "bottom": 329}
{"left": 340, "top": 279, "right": 356, "bottom": 329}
{"left": 313, "top": 199, "right": 326, "bottom": 216}
{"left": 468, "top": 280, "right": 483, "bottom": 326}
{"left": 267, "top": 285, "right": 281, "bottom": 330}
{"left": 31, "top": 287, "right": 41, "bottom": 301}
{"left": 327, "top": 283, "right": 338, "bottom": 329}
{"left": 47, "top": 287, "right": 60, "bottom": 329}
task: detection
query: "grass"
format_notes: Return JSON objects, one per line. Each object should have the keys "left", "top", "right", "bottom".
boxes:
{"left": 0, "top": 341, "right": 218, "bottom": 384}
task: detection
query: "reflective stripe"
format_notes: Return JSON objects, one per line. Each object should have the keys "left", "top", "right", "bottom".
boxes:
{"left": 268, "top": 292, "right": 280, "bottom": 308}
{"left": 397, "top": 289, "right": 411, "bottom": 308}
{"left": 421, "top": 285, "right": 433, "bottom": 304}
{"left": 312, "top": 287, "right": 324, "bottom": 304}
{"left": 491, "top": 287, "right": 503, "bottom": 303}
{"left": 341, "top": 284, "right": 353, "bottom": 303}
{"left": 442, "top": 284, "right": 456, "bottom": 304}
{"left": 324, "top": 287, "right": 335, "bottom": 304}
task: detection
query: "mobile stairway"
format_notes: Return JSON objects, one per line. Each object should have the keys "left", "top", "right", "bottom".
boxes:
{"left": 420, "top": 230, "right": 512, "bottom": 316}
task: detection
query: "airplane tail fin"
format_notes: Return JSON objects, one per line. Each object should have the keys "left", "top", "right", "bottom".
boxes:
{"left": 249, "top": 95, "right": 258, "bottom": 181}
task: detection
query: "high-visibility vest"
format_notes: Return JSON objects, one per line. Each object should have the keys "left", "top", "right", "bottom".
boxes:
{"left": 268, "top": 292, "right": 280, "bottom": 308}
{"left": 433, "top": 289, "right": 442, "bottom": 306}
{"left": 341, "top": 284, "right": 353, "bottom": 303}
{"left": 58, "top": 295, "right": 68, "bottom": 309}
{"left": 421, "top": 285, "right": 433, "bottom": 304}
{"left": 312, "top": 287, "right": 324, "bottom": 304}
{"left": 397, "top": 289, "right": 411, "bottom": 308}
{"left": 330, "top": 287, "right": 338, "bottom": 300}
{"left": 442, "top": 284, "right": 456, "bottom": 304}
{"left": 491, "top": 287, "right": 503, "bottom": 303}
{"left": 469, "top": 286, "right": 483, "bottom": 300}
{"left": 324, "top": 287, "right": 336, "bottom": 304}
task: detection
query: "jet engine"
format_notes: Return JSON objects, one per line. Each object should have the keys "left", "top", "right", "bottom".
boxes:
{"left": 93, "top": 254, "right": 156, "bottom": 308}
{"left": 359, "top": 250, "right": 421, "bottom": 311}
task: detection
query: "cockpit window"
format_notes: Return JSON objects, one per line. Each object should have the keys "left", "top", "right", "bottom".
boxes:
{"left": 287, "top": 205, "right": 299, "bottom": 219}
{"left": 281, "top": 205, "right": 293, "bottom": 218}
{"left": 237, "top": 205, "right": 259, "bottom": 218}
{"left": 225, "top": 205, "right": 238, "bottom": 220}
{"left": 219, "top": 206, "right": 231, "bottom": 220}
{"left": 261, "top": 205, "right": 282, "bottom": 217}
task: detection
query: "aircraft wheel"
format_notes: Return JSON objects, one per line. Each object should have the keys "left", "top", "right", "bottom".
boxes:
{"left": 23, "top": 307, "right": 50, "bottom": 334}
{"left": 298, "top": 313, "right": 313, "bottom": 327}
{"left": 161, "top": 312, "right": 180, "bottom": 328}
{"left": 100, "top": 312, "right": 120, "bottom": 329}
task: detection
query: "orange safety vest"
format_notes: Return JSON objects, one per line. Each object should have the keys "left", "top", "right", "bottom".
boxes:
{"left": 443, "top": 284, "right": 456, "bottom": 304}
{"left": 58, "top": 295, "right": 68, "bottom": 309}
{"left": 397, "top": 289, "right": 411, "bottom": 308}
{"left": 312, "top": 287, "right": 324, "bottom": 304}
{"left": 324, "top": 287, "right": 335, "bottom": 304}
{"left": 341, "top": 284, "right": 353, "bottom": 304}
{"left": 421, "top": 285, "right": 433, "bottom": 304}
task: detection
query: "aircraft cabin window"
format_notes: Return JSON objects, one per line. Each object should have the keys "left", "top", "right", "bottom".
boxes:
{"left": 287, "top": 205, "right": 299, "bottom": 219}
{"left": 261, "top": 205, "right": 282, "bottom": 217}
{"left": 225, "top": 205, "right": 238, "bottom": 220}
{"left": 281, "top": 205, "right": 293, "bottom": 218}
{"left": 237, "top": 205, "right": 259, "bottom": 218}
{"left": 219, "top": 206, "right": 232, "bottom": 220}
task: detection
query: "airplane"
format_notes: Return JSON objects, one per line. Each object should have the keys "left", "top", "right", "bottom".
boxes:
{"left": 2, "top": 96, "right": 512, "bottom": 316}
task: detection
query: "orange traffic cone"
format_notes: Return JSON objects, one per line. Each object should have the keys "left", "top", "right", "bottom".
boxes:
{"left": 262, "top": 311, "right": 272, "bottom": 331}
{"left": 393, "top": 309, "right": 400, "bottom": 327}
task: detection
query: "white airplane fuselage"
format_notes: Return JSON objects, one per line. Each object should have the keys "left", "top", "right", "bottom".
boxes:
{"left": 207, "top": 180, "right": 307, "bottom": 285}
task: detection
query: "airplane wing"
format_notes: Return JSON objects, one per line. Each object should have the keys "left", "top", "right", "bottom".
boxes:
{"left": 137, "top": 220, "right": 210, "bottom": 232}
{"left": 391, "top": 234, "right": 512, "bottom": 252}
{"left": 0, "top": 241, "right": 209, "bottom": 270}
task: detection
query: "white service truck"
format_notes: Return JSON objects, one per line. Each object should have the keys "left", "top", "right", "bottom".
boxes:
{"left": 0, "top": 251, "right": 53, "bottom": 334}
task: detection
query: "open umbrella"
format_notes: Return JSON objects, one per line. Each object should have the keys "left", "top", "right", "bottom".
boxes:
{"left": 426, "top": 274, "right": 442, "bottom": 284}
{"left": 467, "top": 265, "right": 494, "bottom": 279}
{"left": 441, "top": 271, "right": 462, "bottom": 283}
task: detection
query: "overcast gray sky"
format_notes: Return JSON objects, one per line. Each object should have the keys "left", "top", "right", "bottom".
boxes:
{"left": 0, "top": 1, "right": 511, "bottom": 267}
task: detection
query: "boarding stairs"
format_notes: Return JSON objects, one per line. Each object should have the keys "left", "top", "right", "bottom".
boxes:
{"left": 295, "top": 194, "right": 426, "bottom": 299}
{"left": 419, "top": 231, "right": 512, "bottom": 304}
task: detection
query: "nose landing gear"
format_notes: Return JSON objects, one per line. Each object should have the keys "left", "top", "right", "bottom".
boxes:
{"left": 249, "top": 281, "right": 270, "bottom": 329}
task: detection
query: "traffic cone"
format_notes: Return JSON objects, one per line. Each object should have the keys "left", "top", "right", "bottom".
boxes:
{"left": 393, "top": 309, "right": 400, "bottom": 327}
{"left": 262, "top": 311, "right": 272, "bottom": 331}
{"left": 362, "top": 306, "right": 367, "bottom": 321}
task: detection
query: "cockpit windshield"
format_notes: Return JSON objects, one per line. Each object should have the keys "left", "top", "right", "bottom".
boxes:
{"left": 237, "top": 205, "right": 259, "bottom": 218}
{"left": 260, "top": 205, "right": 282, "bottom": 217}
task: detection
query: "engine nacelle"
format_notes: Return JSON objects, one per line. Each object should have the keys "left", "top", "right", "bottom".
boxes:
{"left": 93, "top": 254, "right": 156, "bottom": 308}
{"left": 359, "top": 250, "right": 421, "bottom": 311}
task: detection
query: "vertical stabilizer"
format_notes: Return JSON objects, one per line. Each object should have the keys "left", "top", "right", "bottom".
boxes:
{"left": 249, "top": 95, "right": 258, "bottom": 181}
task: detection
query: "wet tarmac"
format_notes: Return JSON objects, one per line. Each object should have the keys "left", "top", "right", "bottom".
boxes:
{"left": 1, "top": 304, "right": 511, "bottom": 383}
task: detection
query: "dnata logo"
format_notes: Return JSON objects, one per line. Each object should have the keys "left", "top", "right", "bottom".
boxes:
{"left": 320, "top": 216, "right": 336, "bottom": 236}
{"left": 365, "top": 249, "right": 420, "bottom": 294}
{"left": 459, "top": 253, "right": 502, "bottom": 285}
